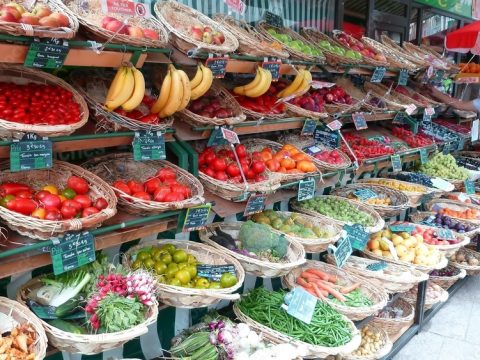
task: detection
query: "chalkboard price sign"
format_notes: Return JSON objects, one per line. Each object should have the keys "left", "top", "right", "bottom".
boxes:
{"left": 391, "top": 155, "right": 402, "bottom": 172}
{"left": 464, "top": 180, "right": 475, "bottom": 195}
{"left": 370, "top": 67, "right": 386, "bottom": 83}
{"left": 244, "top": 193, "right": 266, "bottom": 216}
{"left": 51, "top": 231, "right": 96, "bottom": 276}
{"left": 206, "top": 57, "right": 229, "bottom": 78}
{"left": 352, "top": 112, "right": 368, "bottom": 130}
{"left": 314, "top": 124, "right": 340, "bottom": 148}
{"left": 420, "top": 148, "right": 428, "bottom": 164}
{"left": 264, "top": 10, "right": 283, "bottom": 28}
{"left": 343, "top": 223, "right": 369, "bottom": 250}
{"left": 398, "top": 69, "right": 408, "bottom": 86}
{"left": 301, "top": 119, "right": 317, "bottom": 136}
{"left": 10, "top": 133, "right": 52, "bottom": 172}
{"left": 285, "top": 287, "right": 317, "bottom": 324}
{"left": 262, "top": 61, "right": 281, "bottom": 81}
{"left": 393, "top": 112, "right": 405, "bottom": 125}
{"left": 132, "top": 130, "right": 166, "bottom": 161}
{"left": 328, "top": 235, "right": 352, "bottom": 268}
{"left": 24, "top": 38, "right": 69, "bottom": 69}
{"left": 297, "top": 177, "right": 316, "bottom": 201}
{"left": 208, "top": 127, "right": 228, "bottom": 147}
{"left": 183, "top": 204, "right": 211, "bottom": 232}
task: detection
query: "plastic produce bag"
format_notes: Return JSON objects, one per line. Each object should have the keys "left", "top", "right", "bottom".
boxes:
{"left": 239, "top": 221, "right": 288, "bottom": 258}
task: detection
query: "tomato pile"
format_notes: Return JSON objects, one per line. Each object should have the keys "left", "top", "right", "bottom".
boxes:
{"left": 264, "top": 144, "right": 317, "bottom": 174}
{"left": 0, "top": 83, "right": 81, "bottom": 125}
{"left": 0, "top": 176, "right": 107, "bottom": 220}
{"left": 392, "top": 127, "right": 433, "bottom": 148}
{"left": 188, "top": 93, "right": 234, "bottom": 119}
{"left": 113, "top": 95, "right": 161, "bottom": 124}
{"left": 312, "top": 149, "right": 345, "bottom": 165}
{"left": 341, "top": 133, "right": 394, "bottom": 161}
{"left": 233, "top": 83, "right": 286, "bottom": 115}
{"left": 113, "top": 168, "right": 192, "bottom": 202}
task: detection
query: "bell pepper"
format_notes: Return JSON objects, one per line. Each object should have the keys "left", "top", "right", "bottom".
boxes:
{"left": 0, "top": 183, "right": 31, "bottom": 197}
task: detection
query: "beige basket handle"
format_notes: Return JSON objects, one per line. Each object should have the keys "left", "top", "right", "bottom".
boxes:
{"left": 205, "top": 292, "right": 240, "bottom": 300}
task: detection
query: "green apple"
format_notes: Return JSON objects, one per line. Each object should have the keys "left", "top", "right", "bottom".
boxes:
{"left": 267, "top": 28, "right": 277, "bottom": 36}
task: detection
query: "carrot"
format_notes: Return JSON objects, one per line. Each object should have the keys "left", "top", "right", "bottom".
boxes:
{"left": 304, "top": 268, "right": 331, "bottom": 281}
{"left": 316, "top": 279, "right": 342, "bottom": 289}
{"left": 296, "top": 277, "right": 312, "bottom": 288}
{"left": 340, "top": 282, "right": 361, "bottom": 294}
{"left": 315, "top": 281, "right": 346, "bottom": 302}
{"left": 311, "top": 283, "right": 326, "bottom": 299}
{"left": 305, "top": 287, "right": 318, "bottom": 297}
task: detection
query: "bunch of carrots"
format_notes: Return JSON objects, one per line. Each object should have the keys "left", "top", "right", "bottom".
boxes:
{"left": 439, "top": 207, "right": 478, "bottom": 220}
{"left": 296, "top": 268, "right": 361, "bottom": 302}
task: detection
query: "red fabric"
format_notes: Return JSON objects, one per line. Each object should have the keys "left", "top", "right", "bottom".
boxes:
{"left": 343, "top": 22, "right": 365, "bottom": 39}
{"left": 445, "top": 21, "right": 480, "bottom": 51}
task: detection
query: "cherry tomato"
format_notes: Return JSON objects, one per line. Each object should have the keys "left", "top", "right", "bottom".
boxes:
{"left": 41, "top": 194, "right": 62, "bottom": 209}
{"left": 94, "top": 198, "right": 108, "bottom": 210}
{"left": 73, "top": 194, "right": 92, "bottom": 209}
{"left": 61, "top": 188, "right": 77, "bottom": 200}
{"left": 60, "top": 202, "right": 80, "bottom": 219}
{"left": 132, "top": 191, "right": 152, "bottom": 201}
{"left": 112, "top": 180, "right": 131, "bottom": 196}
{"left": 144, "top": 177, "right": 161, "bottom": 194}
{"left": 82, "top": 206, "right": 100, "bottom": 217}
{"left": 42, "top": 185, "right": 58, "bottom": 195}
{"left": 67, "top": 176, "right": 89, "bottom": 195}
{"left": 127, "top": 180, "right": 143, "bottom": 194}
{"left": 45, "top": 208, "right": 62, "bottom": 221}
{"left": 31, "top": 208, "right": 46, "bottom": 219}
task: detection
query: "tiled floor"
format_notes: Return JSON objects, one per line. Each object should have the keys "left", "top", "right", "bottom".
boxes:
{"left": 394, "top": 276, "right": 480, "bottom": 360}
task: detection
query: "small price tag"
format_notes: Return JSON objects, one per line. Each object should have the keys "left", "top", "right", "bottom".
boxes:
{"left": 196, "top": 264, "right": 236, "bottom": 281}
{"left": 389, "top": 223, "right": 415, "bottom": 233}
{"left": 465, "top": 180, "right": 475, "bottom": 195}
{"left": 206, "top": 57, "right": 229, "bottom": 78}
{"left": 327, "top": 119, "right": 342, "bottom": 131}
{"left": 310, "top": 81, "right": 335, "bottom": 89}
{"left": 183, "top": 204, "right": 211, "bottom": 232}
{"left": 343, "top": 224, "right": 369, "bottom": 251}
{"left": 393, "top": 112, "right": 405, "bottom": 125}
{"left": 422, "top": 112, "right": 432, "bottom": 123}
{"left": 51, "top": 231, "right": 96, "bottom": 276}
{"left": 224, "top": 0, "right": 246, "bottom": 14}
{"left": 24, "top": 38, "right": 69, "bottom": 69}
{"left": 391, "top": 154, "right": 402, "bottom": 172}
{"left": 303, "top": 145, "right": 322, "bottom": 156}
{"left": 314, "top": 124, "right": 340, "bottom": 148}
{"left": 264, "top": 10, "right": 283, "bottom": 28}
{"left": 352, "top": 112, "right": 368, "bottom": 130}
{"left": 10, "top": 133, "right": 52, "bottom": 172}
{"left": 208, "top": 127, "right": 228, "bottom": 147}
{"left": 297, "top": 177, "right": 316, "bottom": 202}
{"left": 301, "top": 119, "right": 317, "bottom": 136}
{"left": 366, "top": 261, "right": 388, "bottom": 271}
{"left": 328, "top": 236, "right": 352, "bottom": 268}
{"left": 442, "top": 142, "right": 450, "bottom": 155}
{"left": 132, "top": 130, "right": 166, "bottom": 161}
{"left": 436, "top": 228, "right": 456, "bottom": 240}
{"left": 370, "top": 67, "right": 386, "bottom": 83}
{"left": 431, "top": 177, "right": 454, "bottom": 191}
{"left": 284, "top": 287, "right": 317, "bottom": 324}
{"left": 244, "top": 193, "right": 266, "bottom": 216}
{"left": 262, "top": 61, "right": 281, "bottom": 81}
{"left": 100, "top": 0, "right": 152, "bottom": 17}
{"left": 405, "top": 104, "right": 417, "bottom": 115}
{"left": 420, "top": 148, "right": 428, "bottom": 164}
{"left": 456, "top": 138, "right": 465, "bottom": 151}
{"left": 398, "top": 69, "right": 409, "bottom": 86}
{"left": 472, "top": 119, "right": 479, "bottom": 142}
{"left": 425, "top": 107, "right": 435, "bottom": 116}
{"left": 433, "top": 70, "right": 445, "bottom": 83}
{"left": 221, "top": 127, "right": 239, "bottom": 144}
{"left": 353, "top": 188, "right": 377, "bottom": 201}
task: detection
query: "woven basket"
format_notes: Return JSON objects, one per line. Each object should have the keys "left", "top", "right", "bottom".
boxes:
{"left": 458, "top": 151, "right": 480, "bottom": 159}
{"left": 0, "top": 0, "right": 78, "bottom": 38}
{"left": 409, "top": 211, "right": 479, "bottom": 238}
{"left": 70, "top": 70, "right": 173, "bottom": 132}
{"left": 285, "top": 102, "right": 329, "bottom": 119}
{"left": 291, "top": 195, "right": 385, "bottom": 234}
{"left": 389, "top": 171, "right": 450, "bottom": 197}
{"left": 301, "top": 28, "right": 361, "bottom": 65}
{"left": 199, "top": 222, "right": 306, "bottom": 278}
{"left": 0, "top": 65, "right": 88, "bottom": 139}
{"left": 401, "top": 282, "right": 448, "bottom": 311}
{"left": 239, "top": 105, "right": 288, "bottom": 121}
{"left": 82, "top": 153, "right": 204, "bottom": 215}
{"left": 368, "top": 82, "right": 428, "bottom": 108}
{"left": 426, "top": 198, "right": 480, "bottom": 224}
{"left": 332, "top": 184, "right": 410, "bottom": 218}
{"left": 17, "top": 277, "right": 158, "bottom": 354}
{"left": 282, "top": 260, "right": 388, "bottom": 321}
{"left": 178, "top": 83, "right": 246, "bottom": 127}
{"left": 214, "top": 15, "right": 289, "bottom": 59}
{"left": 370, "top": 297, "right": 414, "bottom": 337}
{"left": 449, "top": 247, "right": 480, "bottom": 276}
{"left": 325, "top": 254, "right": 428, "bottom": 294}
{"left": 334, "top": 77, "right": 385, "bottom": 113}
{"left": 55, "top": 0, "right": 168, "bottom": 48}
{"left": 362, "top": 82, "right": 410, "bottom": 112}
{"left": 362, "top": 37, "right": 419, "bottom": 71}
{"left": 233, "top": 304, "right": 361, "bottom": 358}
{"left": 0, "top": 296, "right": 47, "bottom": 360}
{"left": 0, "top": 160, "right": 117, "bottom": 239}
{"left": 250, "top": 211, "right": 343, "bottom": 253}
{"left": 256, "top": 21, "right": 325, "bottom": 62}
{"left": 332, "top": 30, "right": 388, "bottom": 67}
{"left": 403, "top": 43, "right": 449, "bottom": 70}
{"left": 124, "top": 239, "right": 245, "bottom": 308}
{"left": 344, "top": 324, "right": 392, "bottom": 360}
{"left": 155, "top": 0, "right": 237, "bottom": 54}
{"left": 381, "top": 35, "right": 428, "bottom": 68}
{"left": 358, "top": 178, "right": 431, "bottom": 208}
{"left": 430, "top": 265, "right": 467, "bottom": 290}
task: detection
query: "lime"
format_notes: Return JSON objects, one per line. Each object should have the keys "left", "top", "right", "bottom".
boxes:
{"left": 154, "top": 261, "right": 167, "bottom": 274}
{"left": 173, "top": 249, "right": 188, "bottom": 263}
{"left": 167, "top": 263, "right": 179, "bottom": 272}
{"left": 209, "top": 281, "right": 222, "bottom": 289}
{"left": 161, "top": 244, "right": 177, "bottom": 255}
{"left": 131, "top": 259, "right": 142, "bottom": 270}
{"left": 186, "top": 265, "right": 197, "bottom": 278}
{"left": 177, "top": 262, "right": 187, "bottom": 270}
{"left": 166, "top": 267, "right": 178, "bottom": 279}
{"left": 143, "top": 258, "right": 155, "bottom": 269}
{"left": 136, "top": 251, "right": 151, "bottom": 261}
{"left": 161, "top": 253, "right": 172, "bottom": 265}
{"left": 195, "top": 277, "right": 210, "bottom": 288}
{"left": 61, "top": 188, "right": 76, "bottom": 200}
{"left": 220, "top": 273, "right": 237, "bottom": 288}
{"left": 175, "top": 269, "right": 191, "bottom": 285}
{"left": 169, "top": 278, "right": 182, "bottom": 286}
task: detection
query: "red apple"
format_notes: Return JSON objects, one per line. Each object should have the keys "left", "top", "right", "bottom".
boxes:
{"left": 105, "top": 19, "right": 126, "bottom": 33}
{"left": 0, "top": 9, "right": 18, "bottom": 22}
{"left": 5, "top": 2, "right": 24, "bottom": 15}
{"left": 127, "top": 25, "right": 144, "bottom": 38}
{"left": 190, "top": 25, "right": 203, "bottom": 41}
{"left": 202, "top": 31, "right": 212, "bottom": 44}
{"left": 32, "top": 4, "right": 51, "bottom": 18}
{"left": 142, "top": 28, "right": 159, "bottom": 40}
{"left": 212, "top": 31, "right": 225, "bottom": 45}
{"left": 101, "top": 16, "right": 116, "bottom": 28}
{"left": 50, "top": 12, "right": 69, "bottom": 27}
{"left": 19, "top": 12, "right": 39, "bottom": 25}
{"left": 38, "top": 15, "right": 59, "bottom": 27}
{"left": 2, "top": 5, "right": 21, "bottom": 20}
{"left": 203, "top": 26, "right": 213, "bottom": 33}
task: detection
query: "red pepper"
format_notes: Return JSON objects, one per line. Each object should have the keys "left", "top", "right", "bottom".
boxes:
{"left": 7, "top": 198, "right": 38, "bottom": 215}
{"left": 0, "top": 183, "right": 31, "bottom": 197}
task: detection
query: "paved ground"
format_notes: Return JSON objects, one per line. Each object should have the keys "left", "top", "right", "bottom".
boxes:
{"left": 394, "top": 276, "right": 480, "bottom": 360}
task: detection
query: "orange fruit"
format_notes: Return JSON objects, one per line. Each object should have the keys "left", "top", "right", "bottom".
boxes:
{"left": 280, "top": 157, "right": 296, "bottom": 170}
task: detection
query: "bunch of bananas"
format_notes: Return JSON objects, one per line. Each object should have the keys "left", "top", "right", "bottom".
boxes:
{"left": 277, "top": 69, "right": 312, "bottom": 98}
{"left": 151, "top": 64, "right": 192, "bottom": 118}
{"left": 105, "top": 65, "right": 145, "bottom": 112}
{"left": 233, "top": 67, "right": 272, "bottom": 98}
{"left": 190, "top": 64, "right": 213, "bottom": 101}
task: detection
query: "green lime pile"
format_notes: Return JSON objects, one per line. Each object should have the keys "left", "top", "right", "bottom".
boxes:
{"left": 419, "top": 152, "right": 469, "bottom": 180}
{"left": 267, "top": 28, "right": 322, "bottom": 56}
{"left": 318, "top": 39, "right": 361, "bottom": 60}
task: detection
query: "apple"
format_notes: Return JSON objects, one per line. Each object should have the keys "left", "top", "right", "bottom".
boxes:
{"left": 143, "top": 28, "right": 159, "bottom": 40}
{"left": 202, "top": 31, "right": 212, "bottom": 44}
{"left": 5, "top": 2, "right": 24, "bottom": 15}
{"left": 50, "top": 13, "right": 69, "bottom": 27}
{"left": 0, "top": 9, "right": 18, "bottom": 22}
{"left": 203, "top": 26, "right": 213, "bottom": 33}
{"left": 212, "top": 31, "right": 225, "bottom": 45}
{"left": 101, "top": 16, "right": 116, "bottom": 28}
{"left": 127, "top": 25, "right": 144, "bottom": 38}
{"left": 2, "top": 5, "right": 21, "bottom": 20}
{"left": 19, "top": 12, "right": 39, "bottom": 25}
{"left": 32, "top": 4, "right": 51, "bottom": 18}
{"left": 190, "top": 25, "right": 203, "bottom": 41}
{"left": 105, "top": 19, "right": 126, "bottom": 33}
{"left": 38, "top": 15, "right": 59, "bottom": 27}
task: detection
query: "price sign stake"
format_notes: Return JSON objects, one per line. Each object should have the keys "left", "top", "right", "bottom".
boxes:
{"left": 206, "top": 56, "right": 229, "bottom": 78}
{"left": 183, "top": 204, "right": 211, "bottom": 232}
{"left": 132, "top": 130, "right": 166, "bottom": 161}
{"left": 244, "top": 193, "right": 266, "bottom": 216}
{"left": 370, "top": 67, "right": 386, "bottom": 83}
{"left": 10, "top": 133, "right": 52, "bottom": 172}
{"left": 51, "top": 231, "right": 96, "bottom": 275}
{"left": 391, "top": 154, "right": 402, "bottom": 172}
{"left": 328, "top": 235, "right": 352, "bottom": 268}
{"left": 297, "top": 177, "right": 316, "bottom": 201}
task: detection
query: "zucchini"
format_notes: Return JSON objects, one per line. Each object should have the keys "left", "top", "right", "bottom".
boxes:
{"left": 48, "top": 319, "right": 87, "bottom": 334}
{"left": 54, "top": 294, "right": 84, "bottom": 318}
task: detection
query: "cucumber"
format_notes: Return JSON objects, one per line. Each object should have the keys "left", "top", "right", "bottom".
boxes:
{"left": 54, "top": 295, "right": 84, "bottom": 318}
{"left": 48, "top": 319, "right": 87, "bottom": 334}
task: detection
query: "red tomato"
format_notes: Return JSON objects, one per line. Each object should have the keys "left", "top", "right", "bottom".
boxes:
{"left": 235, "top": 144, "right": 247, "bottom": 158}
{"left": 153, "top": 186, "right": 171, "bottom": 202}
{"left": 132, "top": 191, "right": 152, "bottom": 201}
{"left": 226, "top": 164, "right": 240, "bottom": 177}
{"left": 170, "top": 184, "right": 191, "bottom": 198}
{"left": 94, "top": 198, "right": 108, "bottom": 210}
{"left": 251, "top": 161, "right": 266, "bottom": 174}
{"left": 246, "top": 169, "right": 256, "bottom": 180}
{"left": 214, "top": 171, "right": 228, "bottom": 181}
{"left": 45, "top": 208, "right": 62, "bottom": 221}
{"left": 16, "top": 190, "right": 33, "bottom": 199}
{"left": 41, "top": 194, "right": 62, "bottom": 209}
{"left": 8, "top": 198, "right": 38, "bottom": 215}
{"left": 203, "top": 168, "right": 215, "bottom": 177}
{"left": 164, "top": 192, "right": 185, "bottom": 202}
{"left": 82, "top": 206, "right": 100, "bottom": 217}
{"left": 212, "top": 158, "right": 227, "bottom": 172}
{"left": 127, "top": 180, "right": 143, "bottom": 194}
{"left": 156, "top": 168, "right": 177, "bottom": 182}
{"left": 62, "top": 199, "right": 82, "bottom": 212}
{"left": 144, "top": 178, "right": 162, "bottom": 194}
{"left": 241, "top": 163, "right": 249, "bottom": 175}
{"left": 60, "top": 202, "right": 79, "bottom": 219}
{"left": 67, "top": 176, "right": 89, "bottom": 195}
{"left": 35, "top": 190, "right": 50, "bottom": 201}
{"left": 73, "top": 195, "right": 92, "bottom": 209}
{"left": 112, "top": 180, "right": 131, "bottom": 196}
{"left": 205, "top": 152, "right": 216, "bottom": 165}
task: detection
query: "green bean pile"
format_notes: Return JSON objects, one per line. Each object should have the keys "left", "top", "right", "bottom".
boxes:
{"left": 329, "top": 289, "right": 373, "bottom": 307}
{"left": 238, "top": 287, "right": 353, "bottom": 347}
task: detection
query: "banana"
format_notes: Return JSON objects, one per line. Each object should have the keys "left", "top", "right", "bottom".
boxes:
{"left": 159, "top": 66, "right": 183, "bottom": 118}
{"left": 233, "top": 68, "right": 263, "bottom": 96}
{"left": 190, "top": 64, "right": 213, "bottom": 100}
{"left": 151, "top": 66, "right": 172, "bottom": 114}
{"left": 177, "top": 69, "right": 191, "bottom": 111}
{"left": 105, "top": 66, "right": 126, "bottom": 103}
{"left": 105, "top": 67, "right": 135, "bottom": 111}
{"left": 294, "top": 70, "right": 311, "bottom": 96}
{"left": 121, "top": 67, "right": 145, "bottom": 111}
{"left": 277, "top": 69, "right": 305, "bottom": 98}
{"left": 243, "top": 67, "right": 272, "bottom": 98}
{"left": 190, "top": 65, "right": 203, "bottom": 89}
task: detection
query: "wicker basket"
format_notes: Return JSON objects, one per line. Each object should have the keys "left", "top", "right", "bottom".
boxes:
{"left": 309, "top": 145, "right": 352, "bottom": 172}
{"left": 332, "top": 184, "right": 410, "bottom": 218}
{"left": 291, "top": 195, "right": 385, "bottom": 234}
{"left": 368, "top": 82, "right": 428, "bottom": 108}
{"left": 17, "top": 277, "right": 158, "bottom": 354}
{"left": 70, "top": 69, "right": 173, "bottom": 132}
{"left": 426, "top": 198, "right": 480, "bottom": 224}
{"left": 449, "top": 247, "right": 480, "bottom": 276}
{"left": 0, "top": 160, "right": 117, "bottom": 239}
{"left": 124, "top": 240, "right": 245, "bottom": 308}
{"left": 344, "top": 324, "right": 392, "bottom": 360}
{"left": 214, "top": 15, "right": 289, "bottom": 59}
{"left": 301, "top": 28, "right": 361, "bottom": 65}
{"left": 332, "top": 30, "right": 388, "bottom": 67}
{"left": 82, "top": 153, "right": 204, "bottom": 215}
{"left": 430, "top": 265, "right": 467, "bottom": 290}
{"left": 0, "top": 0, "right": 78, "bottom": 38}
{"left": 55, "top": 0, "right": 168, "bottom": 48}
{"left": 389, "top": 171, "right": 451, "bottom": 197}
{"left": 409, "top": 211, "right": 479, "bottom": 238}
{"left": 155, "top": 0, "right": 237, "bottom": 54}
{"left": 381, "top": 35, "right": 428, "bottom": 68}
{"left": 358, "top": 178, "right": 431, "bottom": 208}
{"left": 285, "top": 102, "right": 329, "bottom": 119}
{"left": 256, "top": 21, "right": 325, "bottom": 62}
{"left": 0, "top": 65, "right": 88, "bottom": 139}
{"left": 362, "top": 37, "right": 419, "bottom": 71}
{"left": 370, "top": 297, "right": 414, "bottom": 337}
{"left": 403, "top": 43, "right": 449, "bottom": 70}
{"left": 0, "top": 296, "right": 47, "bottom": 360}
{"left": 178, "top": 83, "right": 246, "bottom": 127}
{"left": 283, "top": 260, "right": 388, "bottom": 321}
{"left": 325, "top": 254, "right": 428, "bottom": 294}
{"left": 238, "top": 103, "right": 288, "bottom": 121}
{"left": 199, "top": 222, "right": 306, "bottom": 278}
{"left": 233, "top": 303, "right": 361, "bottom": 358}
{"left": 362, "top": 82, "right": 410, "bottom": 112}
{"left": 401, "top": 282, "right": 448, "bottom": 311}
{"left": 362, "top": 249, "right": 448, "bottom": 273}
